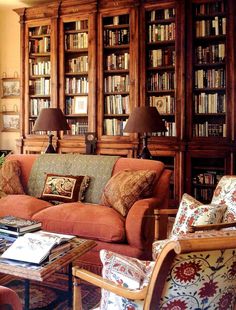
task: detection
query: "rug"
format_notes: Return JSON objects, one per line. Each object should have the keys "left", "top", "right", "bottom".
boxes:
{"left": 0, "top": 273, "right": 101, "bottom": 310}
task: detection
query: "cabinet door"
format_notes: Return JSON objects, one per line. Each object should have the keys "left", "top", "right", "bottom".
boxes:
{"left": 59, "top": 13, "right": 96, "bottom": 140}
{"left": 186, "top": 0, "right": 232, "bottom": 142}
{"left": 25, "top": 20, "right": 55, "bottom": 136}
{"left": 97, "top": 7, "right": 138, "bottom": 139}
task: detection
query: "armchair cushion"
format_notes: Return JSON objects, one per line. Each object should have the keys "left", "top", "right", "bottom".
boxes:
{"left": 0, "top": 160, "right": 25, "bottom": 195}
{"left": 100, "top": 170, "right": 156, "bottom": 216}
{"left": 211, "top": 175, "right": 236, "bottom": 223}
{"left": 99, "top": 249, "right": 154, "bottom": 309}
{"left": 170, "top": 193, "right": 226, "bottom": 237}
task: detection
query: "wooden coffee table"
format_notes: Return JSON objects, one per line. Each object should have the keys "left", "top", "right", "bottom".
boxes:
{"left": 0, "top": 237, "right": 96, "bottom": 310}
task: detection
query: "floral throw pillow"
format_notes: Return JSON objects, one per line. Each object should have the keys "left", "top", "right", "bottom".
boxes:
{"left": 41, "top": 174, "right": 90, "bottom": 203}
{"left": 0, "top": 160, "right": 25, "bottom": 195}
{"left": 100, "top": 170, "right": 156, "bottom": 216}
{"left": 99, "top": 250, "right": 154, "bottom": 310}
{"left": 170, "top": 193, "right": 227, "bottom": 238}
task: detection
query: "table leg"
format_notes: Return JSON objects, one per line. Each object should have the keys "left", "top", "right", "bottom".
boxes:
{"left": 68, "top": 262, "right": 73, "bottom": 307}
{"left": 24, "top": 279, "right": 30, "bottom": 310}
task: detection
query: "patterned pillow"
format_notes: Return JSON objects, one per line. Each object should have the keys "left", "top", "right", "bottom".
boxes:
{"left": 100, "top": 249, "right": 154, "bottom": 309}
{"left": 100, "top": 170, "right": 156, "bottom": 216}
{"left": 41, "top": 174, "right": 90, "bottom": 203}
{"left": 0, "top": 160, "right": 25, "bottom": 195}
{"left": 211, "top": 175, "right": 236, "bottom": 223}
{"left": 170, "top": 193, "right": 227, "bottom": 238}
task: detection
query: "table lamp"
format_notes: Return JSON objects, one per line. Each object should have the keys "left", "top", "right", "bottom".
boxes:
{"left": 32, "top": 108, "right": 70, "bottom": 153}
{"left": 124, "top": 106, "right": 167, "bottom": 159}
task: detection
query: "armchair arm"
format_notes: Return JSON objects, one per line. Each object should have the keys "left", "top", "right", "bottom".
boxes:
{"left": 188, "top": 221, "right": 236, "bottom": 233}
{"left": 73, "top": 267, "right": 147, "bottom": 300}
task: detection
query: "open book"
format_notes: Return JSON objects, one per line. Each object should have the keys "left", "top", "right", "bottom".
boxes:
{"left": 1, "top": 231, "right": 75, "bottom": 264}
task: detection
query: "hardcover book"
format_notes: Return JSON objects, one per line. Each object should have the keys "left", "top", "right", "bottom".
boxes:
{"left": 0, "top": 216, "right": 42, "bottom": 233}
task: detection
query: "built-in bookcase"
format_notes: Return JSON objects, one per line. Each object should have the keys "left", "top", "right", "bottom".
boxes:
{"left": 27, "top": 23, "right": 52, "bottom": 135}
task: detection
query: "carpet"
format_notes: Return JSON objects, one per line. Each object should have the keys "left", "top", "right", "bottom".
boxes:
{"left": 0, "top": 273, "right": 101, "bottom": 310}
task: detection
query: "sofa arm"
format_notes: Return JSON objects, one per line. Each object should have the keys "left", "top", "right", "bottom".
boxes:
{"left": 126, "top": 197, "right": 163, "bottom": 253}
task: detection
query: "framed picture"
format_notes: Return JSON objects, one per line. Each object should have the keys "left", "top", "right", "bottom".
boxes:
{"left": 1, "top": 78, "right": 20, "bottom": 98}
{"left": 73, "top": 96, "right": 88, "bottom": 114}
{"left": 2, "top": 113, "right": 20, "bottom": 132}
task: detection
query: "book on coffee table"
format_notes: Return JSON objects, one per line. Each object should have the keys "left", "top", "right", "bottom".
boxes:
{"left": 1, "top": 231, "right": 75, "bottom": 264}
{"left": 0, "top": 216, "right": 42, "bottom": 233}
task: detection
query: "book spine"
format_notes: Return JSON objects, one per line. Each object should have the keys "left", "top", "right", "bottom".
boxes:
{"left": 0, "top": 225, "right": 19, "bottom": 232}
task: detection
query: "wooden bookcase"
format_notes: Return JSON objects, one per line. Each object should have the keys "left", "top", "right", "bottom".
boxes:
{"left": 15, "top": 0, "right": 236, "bottom": 208}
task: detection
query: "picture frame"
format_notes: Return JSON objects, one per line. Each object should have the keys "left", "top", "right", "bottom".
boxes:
{"left": 2, "top": 113, "right": 20, "bottom": 132}
{"left": 73, "top": 96, "right": 88, "bottom": 114}
{"left": 1, "top": 78, "right": 20, "bottom": 98}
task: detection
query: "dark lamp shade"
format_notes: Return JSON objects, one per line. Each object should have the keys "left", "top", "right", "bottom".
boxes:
{"left": 33, "top": 108, "right": 70, "bottom": 132}
{"left": 124, "top": 106, "right": 167, "bottom": 133}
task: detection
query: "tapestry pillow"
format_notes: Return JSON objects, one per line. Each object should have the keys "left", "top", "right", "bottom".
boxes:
{"left": 0, "top": 160, "right": 25, "bottom": 195}
{"left": 100, "top": 249, "right": 154, "bottom": 310}
{"left": 100, "top": 170, "right": 156, "bottom": 216}
{"left": 41, "top": 174, "right": 90, "bottom": 203}
{"left": 170, "top": 193, "right": 227, "bottom": 238}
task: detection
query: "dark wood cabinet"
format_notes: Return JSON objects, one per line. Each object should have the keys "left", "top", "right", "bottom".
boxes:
{"left": 15, "top": 0, "right": 236, "bottom": 208}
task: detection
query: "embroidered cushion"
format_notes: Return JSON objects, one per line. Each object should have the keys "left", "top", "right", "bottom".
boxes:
{"left": 41, "top": 174, "right": 90, "bottom": 203}
{"left": 100, "top": 249, "right": 154, "bottom": 309}
{"left": 0, "top": 160, "right": 25, "bottom": 195}
{"left": 170, "top": 193, "right": 227, "bottom": 238}
{"left": 100, "top": 170, "right": 156, "bottom": 216}
{"left": 211, "top": 175, "right": 236, "bottom": 224}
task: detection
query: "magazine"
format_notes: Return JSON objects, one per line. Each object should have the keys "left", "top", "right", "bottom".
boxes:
{"left": 1, "top": 231, "right": 75, "bottom": 264}
{"left": 0, "top": 216, "right": 41, "bottom": 233}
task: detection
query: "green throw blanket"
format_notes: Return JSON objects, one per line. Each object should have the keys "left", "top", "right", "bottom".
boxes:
{"left": 27, "top": 154, "right": 120, "bottom": 204}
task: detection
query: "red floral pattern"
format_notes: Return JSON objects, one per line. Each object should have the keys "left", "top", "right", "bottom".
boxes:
{"left": 174, "top": 261, "right": 201, "bottom": 283}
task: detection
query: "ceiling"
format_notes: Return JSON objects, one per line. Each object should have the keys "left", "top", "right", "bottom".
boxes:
{"left": 0, "top": 0, "right": 51, "bottom": 8}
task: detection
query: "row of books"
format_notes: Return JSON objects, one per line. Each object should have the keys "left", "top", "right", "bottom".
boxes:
{"left": 65, "top": 77, "right": 89, "bottom": 94}
{"left": 149, "top": 95, "right": 175, "bottom": 114}
{"left": 193, "top": 122, "right": 226, "bottom": 137}
{"left": 30, "top": 99, "right": 50, "bottom": 117}
{"left": 29, "top": 25, "right": 50, "bottom": 36}
{"left": 195, "top": 43, "right": 225, "bottom": 64}
{"left": 67, "top": 120, "right": 88, "bottom": 135}
{"left": 104, "top": 75, "right": 129, "bottom": 93}
{"left": 65, "top": 96, "right": 88, "bottom": 115}
{"left": 104, "top": 95, "right": 130, "bottom": 115}
{"left": 147, "top": 72, "right": 175, "bottom": 91}
{"left": 149, "top": 48, "right": 175, "bottom": 67}
{"left": 29, "top": 78, "right": 51, "bottom": 96}
{"left": 195, "top": 68, "right": 225, "bottom": 89}
{"left": 104, "top": 118, "right": 128, "bottom": 136}
{"left": 104, "top": 15, "right": 129, "bottom": 27}
{"left": 104, "top": 29, "right": 129, "bottom": 46}
{"left": 64, "top": 20, "right": 88, "bottom": 32}
{"left": 195, "top": 3, "right": 225, "bottom": 16}
{"left": 153, "top": 121, "right": 176, "bottom": 137}
{"left": 194, "top": 93, "right": 226, "bottom": 114}
{"left": 66, "top": 56, "right": 88, "bottom": 73}
{"left": 193, "top": 171, "right": 222, "bottom": 185}
{"left": 29, "top": 59, "right": 51, "bottom": 76}
{"left": 148, "top": 23, "right": 175, "bottom": 43}
{"left": 148, "top": 8, "right": 175, "bottom": 22}
{"left": 65, "top": 33, "right": 88, "bottom": 50}
{"left": 195, "top": 17, "right": 226, "bottom": 38}
{"left": 105, "top": 52, "right": 129, "bottom": 71}
{"left": 193, "top": 187, "right": 214, "bottom": 203}
{"left": 29, "top": 37, "right": 50, "bottom": 54}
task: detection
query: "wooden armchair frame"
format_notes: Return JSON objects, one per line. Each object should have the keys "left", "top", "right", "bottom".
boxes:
{"left": 72, "top": 232, "right": 236, "bottom": 310}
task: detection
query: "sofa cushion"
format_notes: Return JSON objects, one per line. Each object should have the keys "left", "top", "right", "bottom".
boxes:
{"left": 100, "top": 170, "right": 156, "bottom": 216}
{"left": 41, "top": 174, "right": 90, "bottom": 203}
{"left": 0, "top": 160, "right": 25, "bottom": 195}
{"left": 0, "top": 195, "right": 52, "bottom": 219}
{"left": 170, "top": 193, "right": 227, "bottom": 238}
{"left": 32, "top": 202, "right": 126, "bottom": 242}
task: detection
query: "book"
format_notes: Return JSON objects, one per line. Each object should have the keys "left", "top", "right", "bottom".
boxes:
{"left": 0, "top": 216, "right": 42, "bottom": 233}
{"left": 0, "top": 226, "right": 41, "bottom": 236}
{"left": 1, "top": 231, "right": 75, "bottom": 264}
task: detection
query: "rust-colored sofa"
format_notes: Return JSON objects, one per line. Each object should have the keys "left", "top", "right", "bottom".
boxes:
{"left": 0, "top": 154, "right": 171, "bottom": 272}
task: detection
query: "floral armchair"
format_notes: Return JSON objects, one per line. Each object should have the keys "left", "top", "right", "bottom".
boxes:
{"left": 73, "top": 230, "right": 236, "bottom": 310}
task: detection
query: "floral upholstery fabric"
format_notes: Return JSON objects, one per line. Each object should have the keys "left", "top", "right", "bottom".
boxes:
{"left": 170, "top": 193, "right": 226, "bottom": 237}
{"left": 211, "top": 175, "right": 236, "bottom": 224}
{"left": 99, "top": 249, "right": 154, "bottom": 310}
{"left": 100, "top": 170, "right": 156, "bottom": 216}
